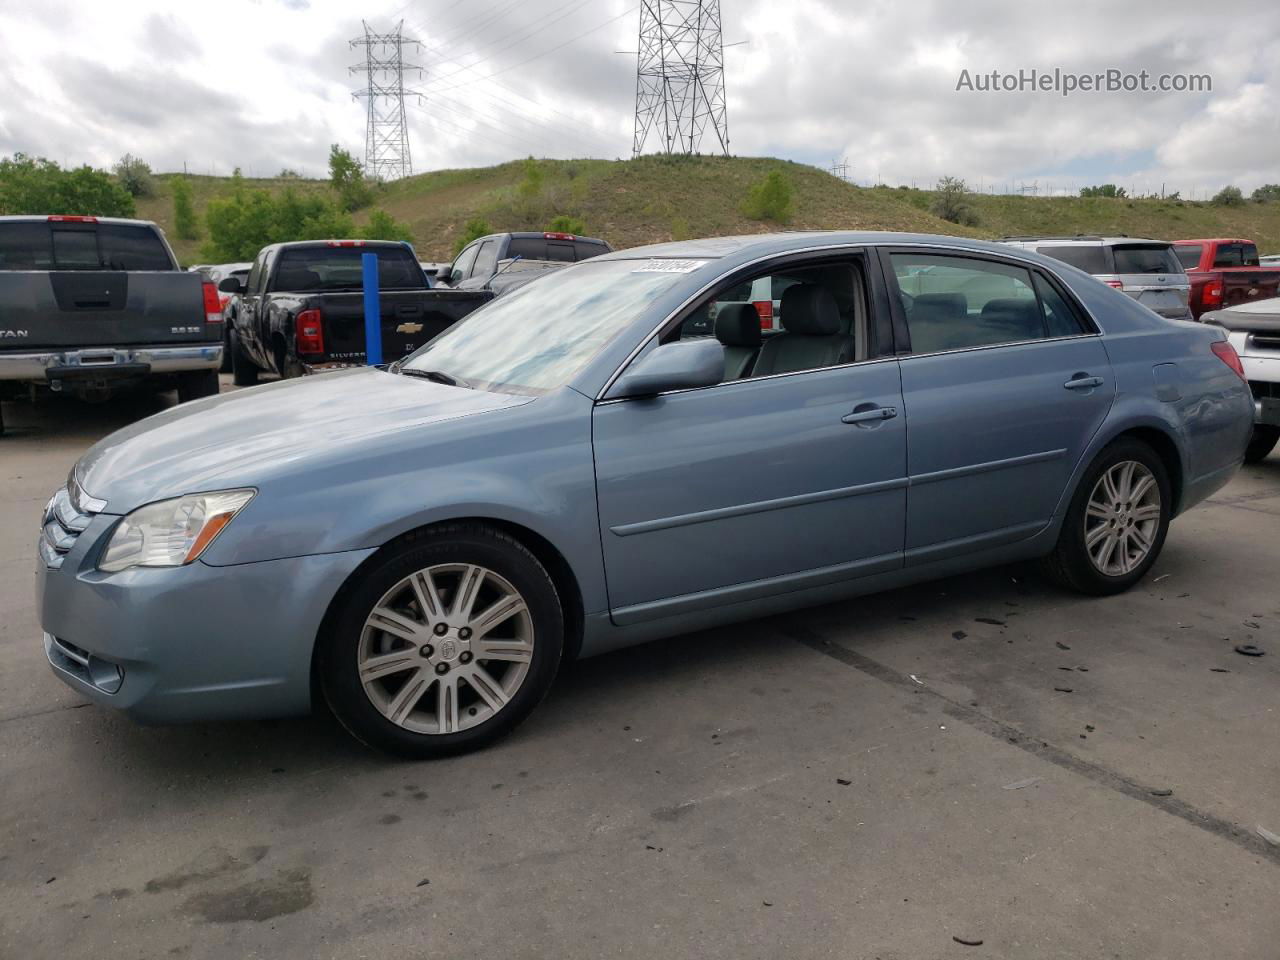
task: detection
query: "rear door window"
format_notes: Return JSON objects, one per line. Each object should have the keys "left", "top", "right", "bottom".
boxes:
{"left": 1035, "top": 245, "right": 1108, "bottom": 274}
{"left": 1112, "top": 244, "right": 1182, "bottom": 275}
{"left": 1034, "top": 274, "right": 1086, "bottom": 337}
{"left": 0, "top": 221, "right": 52, "bottom": 269}
{"left": 1174, "top": 245, "right": 1203, "bottom": 270}
{"left": 97, "top": 225, "right": 172, "bottom": 270}
{"left": 1212, "top": 243, "right": 1260, "bottom": 267}
{"left": 472, "top": 240, "right": 499, "bottom": 278}
{"left": 892, "top": 252, "right": 1048, "bottom": 353}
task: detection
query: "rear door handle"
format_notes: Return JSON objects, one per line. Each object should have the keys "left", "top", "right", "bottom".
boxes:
{"left": 1064, "top": 374, "right": 1104, "bottom": 390}
{"left": 842, "top": 405, "right": 898, "bottom": 424}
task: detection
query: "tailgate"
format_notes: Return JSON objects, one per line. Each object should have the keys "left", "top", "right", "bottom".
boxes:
{"left": 1115, "top": 273, "right": 1191, "bottom": 319}
{"left": 0, "top": 271, "right": 209, "bottom": 349}
{"left": 316, "top": 291, "right": 488, "bottom": 364}
{"left": 1220, "top": 270, "right": 1280, "bottom": 309}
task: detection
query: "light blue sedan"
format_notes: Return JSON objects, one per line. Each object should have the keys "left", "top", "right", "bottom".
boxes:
{"left": 37, "top": 233, "right": 1254, "bottom": 757}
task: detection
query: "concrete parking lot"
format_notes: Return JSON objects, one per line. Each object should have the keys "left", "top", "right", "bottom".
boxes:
{"left": 2, "top": 382, "right": 1278, "bottom": 959}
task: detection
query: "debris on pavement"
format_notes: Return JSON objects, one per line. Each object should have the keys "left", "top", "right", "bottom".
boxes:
{"left": 1055, "top": 641, "right": 1071, "bottom": 651}
{"left": 1258, "top": 826, "right": 1280, "bottom": 847}
{"left": 836, "top": 778, "right": 852, "bottom": 786}
{"left": 1153, "top": 574, "right": 1170, "bottom": 582}
{"left": 416, "top": 878, "right": 430, "bottom": 887}
{"left": 1002, "top": 777, "right": 1041, "bottom": 790}
{"left": 952, "top": 630, "right": 967, "bottom": 640}
{"left": 976, "top": 617, "right": 1006, "bottom": 626}
{"left": 1150, "top": 788, "right": 1173, "bottom": 797}
{"left": 953, "top": 936, "right": 984, "bottom": 946}
{"left": 1210, "top": 668, "right": 1231, "bottom": 673}
{"left": 1054, "top": 687, "right": 1073, "bottom": 693}
{"left": 909, "top": 674, "right": 925, "bottom": 685}
{"left": 1234, "top": 644, "right": 1265, "bottom": 657}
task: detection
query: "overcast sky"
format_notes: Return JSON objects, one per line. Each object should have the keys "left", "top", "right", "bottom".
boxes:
{"left": 1, "top": 0, "right": 1277, "bottom": 198}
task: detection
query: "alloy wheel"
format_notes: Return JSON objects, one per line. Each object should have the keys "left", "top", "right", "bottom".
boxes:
{"left": 1084, "top": 460, "right": 1161, "bottom": 577}
{"left": 357, "top": 563, "right": 534, "bottom": 734}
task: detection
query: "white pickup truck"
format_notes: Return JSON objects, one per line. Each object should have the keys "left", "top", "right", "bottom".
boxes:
{"left": 1202, "top": 298, "right": 1280, "bottom": 462}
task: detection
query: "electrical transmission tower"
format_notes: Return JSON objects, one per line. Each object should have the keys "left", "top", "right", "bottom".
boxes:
{"left": 830, "top": 158, "right": 851, "bottom": 182}
{"left": 350, "top": 21, "right": 423, "bottom": 181}
{"left": 632, "top": 1, "right": 729, "bottom": 158}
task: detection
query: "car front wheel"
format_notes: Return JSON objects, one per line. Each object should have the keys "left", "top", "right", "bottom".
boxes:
{"left": 1042, "top": 438, "right": 1171, "bottom": 596}
{"left": 319, "top": 524, "right": 564, "bottom": 758}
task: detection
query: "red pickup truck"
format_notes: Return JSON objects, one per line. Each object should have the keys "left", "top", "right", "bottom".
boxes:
{"left": 1172, "top": 238, "right": 1280, "bottom": 319}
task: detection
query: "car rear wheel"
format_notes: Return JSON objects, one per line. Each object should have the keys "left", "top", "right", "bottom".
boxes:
{"left": 319, "top": 524, "right": 564, "bottom": 758}
{"left": 1244, "top": 425, "right": 1279, "bottom": 464}
{"left": 1042, "top": 438, "right": 1171, "bottom": 596}
{"left": 230, "top": 329, "right": 258, "bottom": 386}
{"left": 176, "top": 369, "right": 219, "bottom": 403}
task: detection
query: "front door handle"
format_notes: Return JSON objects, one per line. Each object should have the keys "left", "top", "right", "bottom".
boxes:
{"left": 1064, "top": 374, "right": 1104, "bottom": 390}
{"left": 842, "top": 405, "right": 898, "bottom": 425}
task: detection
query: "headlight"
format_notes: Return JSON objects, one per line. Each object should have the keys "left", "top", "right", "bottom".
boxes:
{"left": 99, "top": 489, "right": 255, "bottom": 573}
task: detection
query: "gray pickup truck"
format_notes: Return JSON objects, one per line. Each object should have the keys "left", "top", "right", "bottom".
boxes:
{"left": 437, "top": 231, "right": 612, "bottom": 295}
{"left": 0, "top": 215, "right": 222, "bottom": 434}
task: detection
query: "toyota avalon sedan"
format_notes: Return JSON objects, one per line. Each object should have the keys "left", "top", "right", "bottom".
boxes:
{"left": 37, "top": 232, "right": 1254, "bottom": 757}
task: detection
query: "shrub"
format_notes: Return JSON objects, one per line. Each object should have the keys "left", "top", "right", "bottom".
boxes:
{"left": 329, "top": 144, "right": 373, "bottom": 211}
{"left": 113, "top": 154, "right": 154, "bottom": 197}
{"left": 201, "top": 186, "right": 362, "bottom": 261}
{"left": 929, "top": 176, "right": 978, "bottom": 226}
{"left": 1250, "top": 184, "right": 1280, "bottom": 204}
{"left": 1211, "top": 186, "right": 1245, "bottom": 207}
{"left": 363, "top": 209, "right": 414, "bottom": 243}
{"left": 453, "top": 217, "right": 491, "bottom": 256}
{"left": 0, "top": 153, "right": 135, "bottom": 217}
{"left": 1080, "top": 184, "right": 1127, "bottom": 198}
{"left": 171, "top": 176, "right": 200, "bottom": 241}
{"left": 742, "top": 170, "right": 793, "bottom": 223}
{"left": 547, "top": 214, "right": 587, "bottom": 236}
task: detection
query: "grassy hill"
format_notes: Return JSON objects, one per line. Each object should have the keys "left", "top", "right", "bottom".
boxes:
{"left": 135, "top": 157, "right": 1280, "bottom": 266}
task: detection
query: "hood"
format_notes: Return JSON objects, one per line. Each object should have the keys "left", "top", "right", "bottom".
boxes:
{"left": 78, "top": 368, "right": 532, "bottom": 513}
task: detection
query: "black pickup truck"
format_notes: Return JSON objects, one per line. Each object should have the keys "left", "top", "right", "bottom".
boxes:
{"left": 0, "top": 215, "right": 223, "bottom": 434}
{"left": 222, "top": 240, "right": 492, "bottom": 384}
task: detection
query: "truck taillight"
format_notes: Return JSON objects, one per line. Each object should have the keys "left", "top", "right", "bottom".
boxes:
{"left": 1211, "top": 340, "right": 1246, "bottom": 380}
{"left": 1103, "top": 280, "right": 1124, "bottom": 289}
{"left": 47, "top": 215, "right": 97, "bottom": 223}
{"left": 543, "top": 232, "right": 575, "bottom": 241}
{"left": 295, "top": 309, "right": 324, "bottom": 356}
{"left": 201, "top": 282, "right": 223, "bottom": 324}
{"left": 1203, "top": 283, "right": 1223, "bottom": 306}
{"left": 326, "top": 240, "right": 365, "bottom": 247}
{"left": 752, "top": 299, "right": 773, "bottom": 330}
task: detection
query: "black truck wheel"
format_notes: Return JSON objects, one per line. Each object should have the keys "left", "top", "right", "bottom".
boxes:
{"left": 1244, "top": 426, "right": 1279, "bottom": 464}
{"left": 230, "top": 329, "right": 259, "bottom": 387}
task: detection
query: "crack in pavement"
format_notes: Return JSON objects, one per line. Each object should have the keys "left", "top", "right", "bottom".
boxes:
{"left": 784, "top": 624, "right": 1280, "bottom": 868}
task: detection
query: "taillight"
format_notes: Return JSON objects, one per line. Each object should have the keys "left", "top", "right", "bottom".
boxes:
{"left": 544, "top": 232, "right": 575, "bottom": 241}
{"left": 1103, "top": 280, "right": 1125, "bottom": 289}
{"left": 47, "top": 215, "right": 97, "bottom": 223}
{"left": 1211, "top": 340, "right": 1245, "bottom": 380}
{"left": 752, "top": 299, "right": 773, "bottom": 330}
{"left": 201, "top": 282, "right": 223, "bottom": 324}
{"left": 1202, "top": 283, "right": 1223, "bottom": 307}
{"left": 326, "top": 240, "right": 365, "bottom": 247}
{"left": 295, "top": 309, "right": 324, "bottom": 355}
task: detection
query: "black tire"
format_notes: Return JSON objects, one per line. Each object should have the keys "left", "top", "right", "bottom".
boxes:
{"left": 176, "top": 369, "right": 220, "bottom": 403}
{"left": 230, "top": 329, "right": 259, "bottom": 386}
{"left": 1041, "top": 438, "right": 1172, "bottom": 596}
{"left": 319, "top": 524, "right": 564, "bottom": 759}
{"left": 219, "top": 321, "right": 233, "bottom": 373}
{"left": 1244, "top": 425, "right": 1279, "bottom": 464}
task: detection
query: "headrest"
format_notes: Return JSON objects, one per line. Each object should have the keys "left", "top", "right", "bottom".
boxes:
{"left": 980, "top": 298, "right": 1039, "bottom": 322}
{"left": 913, "top": 292, "right": 968, "bottom": 320}
{"left": 780, "top": 284, "right": 840, "bottom": 335}
{"left": 714, "top": 303, "right": 762, "bottom": 347}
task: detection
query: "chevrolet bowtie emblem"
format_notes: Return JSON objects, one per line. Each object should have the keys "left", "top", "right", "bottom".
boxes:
{"left": 396, "top": 322, "right": 424, "bottom": 334}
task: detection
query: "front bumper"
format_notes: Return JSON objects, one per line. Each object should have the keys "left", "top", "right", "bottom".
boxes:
{"left": 36, "top": 507, "right": 374, "bottom": 723}
{"left": 0, "top": 343, "right": 223, "bottom": 382}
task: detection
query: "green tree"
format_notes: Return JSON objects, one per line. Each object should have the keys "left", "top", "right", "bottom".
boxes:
{"left": 742, "top": 170, "right": 793, "bottom": 223}
{"left": 453, "top": 217, "right": 491, "bottom": 256}
{"left": 546, "top": 214, "right": 586, "bottom": 236}
{"left": 1212, "top": 185, "right": 1245, "bottom": 207}
{"left": 929, "top": 176, "right": 977, "bottom": 226}
{"left": 517, "top": 156, "right": 544, "bottom": 202}
{"left": 113, "top": 153, "right": 154, "bottom": 197}
{"left": 363, "top": 209, "right": 414, "bottom": 243}
{"left": 329, "top": 144, "right": 373, "bottom": 211}
{"left": 1250, "top": 184, "right": 1280, "bottom": 204}
{"left": 1080, "top": 184, "right": 1127, "bottom": 198}
{"left": 201, "top": 186, "right": 362, "bottom": 261}
{"left": 0, "top": 154, "right": 134, "bottom": 216}
{"left": 171, "top": 175, "right": 200, "bottom": 241}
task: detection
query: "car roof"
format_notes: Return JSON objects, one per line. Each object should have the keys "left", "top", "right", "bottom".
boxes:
{"left": 268, "top": 239, "right": 410, "bottom": 250}
{"left": 1174, "top": 238, "right": 1254, "bottom": 245}
{"left": 592, "top": 230, "right": 1094, "bottom": 263}
{"left": 1000, "top": 235, "right": 1169, "bottom": 246}
{"left": 0, "top": 215, "right": 159, "bottom": 227}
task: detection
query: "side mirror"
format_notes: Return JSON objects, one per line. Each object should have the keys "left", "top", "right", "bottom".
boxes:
{"left": 218, "top": 276, "right": 246, "bottom": 294}
{"left": 606, "top": 339, "right": 724, "bottom": 400}
{"left": 435, "top": 265, "right": 453, "bottom": 283}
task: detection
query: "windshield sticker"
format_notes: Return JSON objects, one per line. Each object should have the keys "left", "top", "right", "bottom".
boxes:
{"left": 631, "top": 259, "right": 709, "bottom": 274}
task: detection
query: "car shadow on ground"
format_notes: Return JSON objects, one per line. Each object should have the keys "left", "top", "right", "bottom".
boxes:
{"left": 1, "top": 391, "right": 179, "bottom": 442}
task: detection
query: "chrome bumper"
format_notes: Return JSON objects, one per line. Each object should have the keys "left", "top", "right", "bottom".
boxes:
{"left": 0, "top": 343, "right": 222, "bottom": 381}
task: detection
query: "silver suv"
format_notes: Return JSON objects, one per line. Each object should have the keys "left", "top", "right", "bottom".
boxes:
{"left": 1001, "top": 236, "right": 1192, "bottom": 321}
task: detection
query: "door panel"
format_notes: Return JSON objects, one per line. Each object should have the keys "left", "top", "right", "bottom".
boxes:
{"left": 900, "top": 337, "right": 1115, "bottom": 560}
{"left": 592, "top": 362, "right": 907, "bottom": 620}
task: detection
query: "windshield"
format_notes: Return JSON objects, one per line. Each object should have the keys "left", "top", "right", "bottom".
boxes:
{"left": 400, "top": 259, "right": 699, "bottom": 394}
